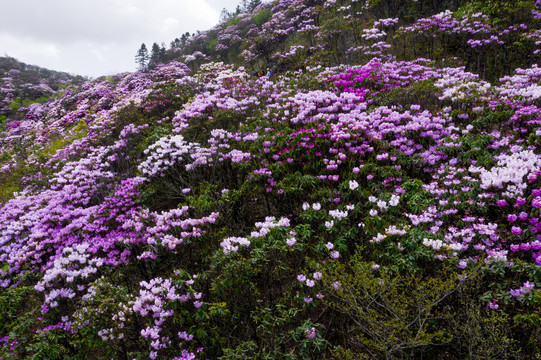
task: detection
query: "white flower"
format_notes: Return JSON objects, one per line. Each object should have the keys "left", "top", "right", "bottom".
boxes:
{"left": 329, "top": 209, "right": 348, "bottom": 220}
{"left": 389, "top": 194, "right": 400, "bottom": 206}
{"left": 377, "top": 200, "right": 388, "bottom": 210}
{"left": 349, "top": 180, "right": 359, "bottom": 190}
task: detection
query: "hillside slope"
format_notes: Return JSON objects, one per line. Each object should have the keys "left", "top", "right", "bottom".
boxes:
{"left": 0, "top": 0, "right": 540, "bottom": 359}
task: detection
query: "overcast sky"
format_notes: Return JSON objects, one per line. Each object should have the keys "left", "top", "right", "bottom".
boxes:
{"left": 0, "top": 0, "right": 247, "bottom": 78}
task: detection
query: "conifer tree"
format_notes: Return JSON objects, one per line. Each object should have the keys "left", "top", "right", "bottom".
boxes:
{"left": 135, "top": 43, "right": 149, "bottom": 71}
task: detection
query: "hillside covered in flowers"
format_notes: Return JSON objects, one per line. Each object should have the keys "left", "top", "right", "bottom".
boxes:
{"left": 1, "top": 0, "right": 540, "bottom": 359}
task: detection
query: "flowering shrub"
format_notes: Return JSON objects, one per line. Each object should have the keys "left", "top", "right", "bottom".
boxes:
{"left": 1, "top": 0, "right": 541, "bottom": 359}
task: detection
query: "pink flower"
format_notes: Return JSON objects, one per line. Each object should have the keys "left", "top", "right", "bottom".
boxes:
{"left": 306, "top": 327, "right": 316, "bottom": 338}
{"left": 488, "top": 301, "right": 499, "bottom": 309}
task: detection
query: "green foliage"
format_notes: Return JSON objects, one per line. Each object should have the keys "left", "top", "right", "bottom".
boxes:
{"left": 373, "top": 80, "right": 441, "bottom": 110}
{"left": 449, "top": 293, "right": 522, "bottom": 359}
{"left": 253, "top": 9, "right": 271, "bottom": 26}
{"left": 323, "top": 252, "right": 462, "bottom": 359}
{"left": 8, "top": 99, "right": 21, "bottom": 111}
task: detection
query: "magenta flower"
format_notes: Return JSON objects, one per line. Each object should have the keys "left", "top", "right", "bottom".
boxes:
{"left": 508, "top": 214, "right": 518, "bottom": 222}
{"left": 497, "top": 199, "right": 507, "bottom": 207}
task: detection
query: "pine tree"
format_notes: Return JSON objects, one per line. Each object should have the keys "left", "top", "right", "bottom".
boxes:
{"left": 150, "top": 42, "right": 161, "bottom": 65}
{"left": 248, "top": 0, "right": 262, "bottom": 11}
{"left": 135, "top": 43, "right": 149, "bottom": 71}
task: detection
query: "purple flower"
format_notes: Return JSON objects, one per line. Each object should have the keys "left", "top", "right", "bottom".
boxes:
{"left": 511, "top": 226, "right": 522, "bottom": 235}
{"left": 519, "top": 212, "right": 529, "bottom": 220}
{"left": 497, "top": 199, "right": 508, "bottom": 207}
{"left": 508, "top": 214, "right": 518, "bottom": 222}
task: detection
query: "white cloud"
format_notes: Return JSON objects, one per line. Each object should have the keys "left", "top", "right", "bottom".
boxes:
{"left": 0, "top": 0, "right": 222, "bottom": 77}
{"left": 0, "top": 33, "right": 61, "bottom": 59}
